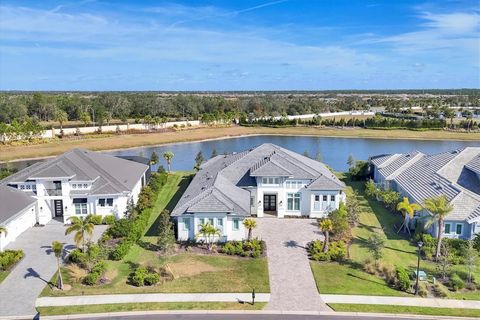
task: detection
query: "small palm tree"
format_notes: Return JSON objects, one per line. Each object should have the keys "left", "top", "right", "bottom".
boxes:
{"left": 65, "top": 215, "right": 95, "bottom": 252}
{"left": 0, "top": 226, "right": 7, "bottom": 252}
{"left": 243, "top": 219, "right": 257, "bottom": 241}
{"left": 396, "top": 197, "right": 422, "bottom": 234}
{"left": 195, "top": 222, "right": 221, "bottom": 251}
{"left": 54, "top": 109, "right": 68, "bottom": 130}
{"left": 319, "top": 218, "right": 333, "bottom": 253}
{"left": 163, "top": 151, "right": 174, "bottom": 173}
{"left": 423, "top": 196, "right": 454, "bottom": 260}
{"left": 51, "top": 240, "right": 64, "bottom": 290}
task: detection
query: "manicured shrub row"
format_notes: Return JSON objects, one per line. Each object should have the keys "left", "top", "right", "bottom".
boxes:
{"left": 130, "top": 266, "right": 160, "bottom": 287}
{"left": 307, "top": 239, "right": 346, "bottom": 262}
{"left": 0, "top": 250, "right": 24, "bottom": 271}
{"left": 222, "top": 239, "right": 265, "bottom": 258}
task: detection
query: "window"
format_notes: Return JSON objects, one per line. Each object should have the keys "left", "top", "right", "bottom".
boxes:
{"left": 456, "top": 224, "right": 463, "bottom": 235}
{"left": 99, "top": 199, "right": 106, "bottom": 207}
{"left": 262, "top": 178, "right": 267, "bottom": 184}
{"left": 444, "top": 223, "right": 451, "bottom": 234}
{"left": 315, "top": 195, "right": 320, "bottom": 201}
{"left": 233, "top": 218, "right": 239, "bottom": 231}
{"left": 208, "top": 218, "right": 214, "bottom": 225}
{"left": 262, "top": 177, "right": 279, "bottom": 185}
{"left": 250, "top": 196, "right": 254, "bottom": 206}
{"left": 106, "top": 198, "right": 113, "bottom": 207}
{"left": 323, "top": 195, "right": 328, "bottom": 201}
{"left": 73, "top": 198, "right": 88, "bottom": 215}
{"left": 287, "top": 193, "right": 301, "bottom": 211}
{"left": 217, "top": 218, "right": 223, "bottom": 228}
{"left": 20, "top": 185, "right": 25, "bottom": 190}
{"left": 287, "top": 181, "right": 303, "bottom": 189}
{"left": 83, "top": 184, "right": 88, "bottom": 189}
{"left": 183, "top": 218, "right": 190, "bottom": 231}
{"left": 32, "top": 185, "right": 36, "bottom": 191}
{"left": 330, "top": 195, "right": 335, "bottom": 202}
{"left": 26, "top": 185, "right": 31, "bottom": 190}
{"left": 199, "top": 218, "right": 205, "bottom": 225}
{"left": 72, "top": 184, "right": 77, "bottom": 189}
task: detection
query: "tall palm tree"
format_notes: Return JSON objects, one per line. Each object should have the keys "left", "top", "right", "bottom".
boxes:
{"left": 51, "top": 240, "right": 64, "bottom": 290}
{"left": 423, "top": 196, "right": 454, "bottom": 260}
{"left": 65, "top": 215, "right": 95, "bottom": 252}
{"left": 163, "top": 151, "right": 174, "bottom": 173}
{"left": 0, "top": 226, "right": 7, "bottom": 252}
{"left": 319, "top": 218, "right": 333, "bottom": 253}
{"left": 396, "top": 197, "right": 422, "bottom": 234}
{"left": 195, "top": 222, "right": 221, "bottom": 251}
{"left": 243, "top": 219, "right": 257, "bottom": 241}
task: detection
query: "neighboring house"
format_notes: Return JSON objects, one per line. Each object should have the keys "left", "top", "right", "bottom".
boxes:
{"left": 370, "top": 147, "right": 480, "bottom": 240}
{"left": 0, "top": 185, "right": 37, "bottom": 251}
{"left": 0, "top": 148, "right": 149, "bottom": 248}
{"left": 172, "top": 143, "right": 346, "bottom": 242}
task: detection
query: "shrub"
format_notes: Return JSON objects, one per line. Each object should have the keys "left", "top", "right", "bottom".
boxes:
{"left": 0, "top": 250, "right": 24, "bottom": 271}
{"left": 103, "top": 215, "right": 116, "bottom": 225}
{"left": 108, "top": 219, "right": 133, "bottom": 238}
{"left": 91, "top": 261, "right": 107, "bottom": 275}
{"left": 307, "top": 240, "right": 346, "bottom": 262}
{"left": 395, "top": 267, "right": 411, "bottom": 292}
{"left": 450, "top": 273, "right": 465, "bottom": 291}
{"left": 110, "top": 239, "right": 133, "bottom": 261}
{"left": 420, "top": 233, "right": 436, "bottom": 260}
{"left": 130, "top": 266, "right": 149, "bottom": 287}
{"left": 363, "top": 260, "right": 377, "bottom": 275}
{"left": 90, "top": 215, "right": 103, "bottom": 225}
{"left": 144, "top": 272, "right": 160, "bottom": 286}
{"left": 329, "top": 241, "right": 347, "bottom": 261}
{"left": 418, "top": 282, "right": 428, "bottom": 297}
{"left": 83, "top": 272, "right": 100, "bottom": 285}
{"left": 68, "top": 249, "right": 87, "bottom": 266}
{"left": 433, "top": 282, "right": 449, "bottom": 298}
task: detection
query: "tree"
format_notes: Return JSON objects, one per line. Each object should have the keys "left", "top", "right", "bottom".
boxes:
{"left": 436, "top": 242, "right": 452, "bottom": 281}
{"left": 443, "top": 107, "right": 455, "bottom": 128}
{"left": 194, "top": 151, "right": 204, "bottom": 171}
{"left": 195, "top": 222, "right": 221, "bottom": 251}
{"left": 51, "top": 240, "right": 64, "bottom": 290}
{"left": 210, "top": 148, "right": 218, "bottom": 158}
{"left": 0, "top": 226, "right": 7, "bottom": 252}
{"left": 423, "top": 196, "right": 453, "bottom": 260}
{"left": 243, "top": 218, "right": 257, "bottom": 241}
{"left": 347, "top": 153, "right": 355, "bottom": 168}
{"left": 157, "top": 210, "right": 175, "bottom": 253}
{"left": 380, "top": 190, "right": 401, "bottom": 211}
{"left": 319, "top": 218, "right": 333, "bottom": 252}
{"left": 328, "top": 203, "right": 349, "bottom": 241}
{"left": 315, "top": 151, "right": 322, "bottom": 162}
{"left": 396, "top": 197, "right": 421, "bottom": 234}
{"left": 65, "top": 215, "right": 95, "bottom": 252}
{"left": 366, "top": 233, "right": 385, "bottom": 267}
{"left": 346, "top": 191, "right": 360, "bottom": 227}
{"left": 465, "top": 240, "right": 478, "bottom": 284}
{"left": 365, "top": 179, "right": 377, "bottom": 198}
{"left": 150, "top": 151, "right": 159, "bottom": 165}
{"left": 80, "top": 111, "right": 91, "bottom": 127}
{"left": 162, "top": 151, "right": 174, "bottom": 173}
{"left": 53, "top": 109, "right": 68, "bottom": 130}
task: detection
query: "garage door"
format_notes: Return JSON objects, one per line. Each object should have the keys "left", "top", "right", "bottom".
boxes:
{"left": 6, "top": 206, "right": 36, "bottom": 245}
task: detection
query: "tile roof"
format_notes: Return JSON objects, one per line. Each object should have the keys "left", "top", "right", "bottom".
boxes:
{"left": 172, "top": 143, "right": 345, "bottom": 216}
{"left": 466, "top": 155, "right": 480, "bottom": 176}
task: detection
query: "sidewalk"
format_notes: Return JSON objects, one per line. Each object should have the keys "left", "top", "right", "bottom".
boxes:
{"left": 36, "top": 293, "right": 271, "bottom": 307}
{"left": 321, "top": 294, "right": 480, "bottom": 309}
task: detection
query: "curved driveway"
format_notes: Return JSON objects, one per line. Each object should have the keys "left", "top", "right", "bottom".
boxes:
{"left": 254, "top": 218, "right": 329, "bottom": 312}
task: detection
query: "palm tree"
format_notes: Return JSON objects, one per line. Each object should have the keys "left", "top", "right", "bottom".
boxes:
{"left": 396, "top": 197, "right": 422, "bottom": 234}
{"left": 195, "top": 222, "right": 221, "bottom": 251}
{"left": 423, "top": 196, "right": 454, "bottom": 260}
{"left": 163, "top": 151, "right": 174, "bottom": 173}
{"left": 319, "top": 218, "right": 333, "bottom": 253}
{"left": 51, "top": 240, "right": 64, "bottom": 290}
{"left": 65, "top": 215, "right": 95, "bottom": 252}
{"left": 54, "top": 109, "right": 68, "bottom": 131}
{"left": 243, "top": 219, "right": 257, "bottom": 241}
{"left": 0, "top": 226, "right": 7, "bottom": 252}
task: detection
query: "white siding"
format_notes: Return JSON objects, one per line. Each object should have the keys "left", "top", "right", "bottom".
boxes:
{"left": 0, "top": 203, "right": 37, "bottom": 250}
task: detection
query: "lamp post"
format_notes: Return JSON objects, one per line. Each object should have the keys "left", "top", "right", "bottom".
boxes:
{"left": 415, "top": 241, "right": 423, "bottom": 296}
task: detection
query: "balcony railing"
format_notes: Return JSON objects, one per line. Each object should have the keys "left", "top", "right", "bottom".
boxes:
{"left": 45, "top": 188, "right": 62, "bottom": 196}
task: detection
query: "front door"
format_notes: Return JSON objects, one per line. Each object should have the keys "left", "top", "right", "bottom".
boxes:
{"left": 263, "top": 194, "right": 277, "bottom": 212}
{"left": 54, "top": 200, "right": 64, "bottom": 217}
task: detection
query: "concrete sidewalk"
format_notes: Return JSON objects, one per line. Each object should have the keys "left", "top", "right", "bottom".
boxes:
{"left": 321, "top": 294, "right": 480, "bottom": 309}
{"left": 36, "top": 293, "right": 271, "bottom": 307}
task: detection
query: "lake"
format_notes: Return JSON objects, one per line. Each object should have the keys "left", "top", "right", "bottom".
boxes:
{"left": 108, "top": 135, "right": 480, "bottom": 172}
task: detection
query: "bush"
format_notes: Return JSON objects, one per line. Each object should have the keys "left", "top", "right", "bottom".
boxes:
{"left": 395, "top": 267, "right": 411, "bottom": 292}
{"left": 110, "top": 239, "right": 133, "bottom": 261}
{"left": 108, "top": 219, "right": 133, "bottom": 238}
{"left": 329, "top": 241, "right": 347, "bottom": 261}
{"left": 103, "top": 215, "right": 116, "bottom": 225}
{"left": 90, "top": 215, "right": 103, "bottom": 225}
{"left": 307, "top": 240, "right": 346, "bottom": 262}
{"left": 450, "top": 273, "right": 465, "bottom": 291}
{"left": 222, "top": 239, "right": 263, "bottom": 258}
{"left": 131, "top": 266, "right": 148, "bottom": 287}
{"left": 91, "top": 261, "right": 107, "bottom": 275}
{"left": 433, "top": 282, "right": 449, "bottom": 298}
{"left": 144, "top": 272, "right": 160, "bottom": 286}
{"left": 420, "top": 233, "right": 436, "bottom": 260}
{"left": 418, "top": 282, "right": 428, "bottom": 297}
{"left": 83, "top": 272, "right": 100, "bottom": 285}
{"left": 67, "top": 249, "right": 87, "bottom": 266}
{"left": 0, "top": 250, "right": 24, "bottom": 271}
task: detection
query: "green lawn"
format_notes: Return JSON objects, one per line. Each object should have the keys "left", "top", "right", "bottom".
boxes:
{"left": 329, "top": 303, "right": 480, "bottom": 317}
{"left": 41, "top": 172, "right": 269, "bottom": 297}
{"left": 0, "top": 270, "right": 9, "bottom": 283}
{"left": 38, "top": 302, "right": 266, "bottom": 316}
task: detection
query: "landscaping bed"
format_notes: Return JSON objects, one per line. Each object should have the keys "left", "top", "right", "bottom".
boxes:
{"left": 0, "top": 249, "right": 24, "bottom": 284}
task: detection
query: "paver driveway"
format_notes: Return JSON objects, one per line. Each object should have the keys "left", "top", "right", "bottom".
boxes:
{"left": 254, "top": 218, "right": 329, "bottom": 312}
{"left": 0, "top": 219, "right": 106, "bottom": 318}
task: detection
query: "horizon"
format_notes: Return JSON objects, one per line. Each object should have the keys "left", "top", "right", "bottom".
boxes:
{"left": 0, "top": 0, "right": 479, "bottom": 90}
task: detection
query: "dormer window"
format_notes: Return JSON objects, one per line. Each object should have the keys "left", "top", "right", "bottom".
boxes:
{"left": 262, "top": 177, "right": 279, "bottom": 185}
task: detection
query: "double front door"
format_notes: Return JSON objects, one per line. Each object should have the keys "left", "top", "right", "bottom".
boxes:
{"left": 263, "top": 194, "right": 277, "bottom": 212}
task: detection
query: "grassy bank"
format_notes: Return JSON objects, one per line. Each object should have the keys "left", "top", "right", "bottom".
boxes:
{"left": 1, "top": 126, "right": 479, "bottom": 162}
{"left": 38, "top": 302, "right": 266, "bottom": 316}
{"left": 329, "top": 303, "right": 480, "bottom": 317}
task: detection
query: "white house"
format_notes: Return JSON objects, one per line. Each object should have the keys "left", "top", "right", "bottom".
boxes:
{"left": 172, "top": 143, "right": 346, "bottom": 242}
{"left": 0, "top": 148, "right": 149, "bottom": 248}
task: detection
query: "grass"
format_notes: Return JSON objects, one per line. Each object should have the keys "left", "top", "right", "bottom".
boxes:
{"left": 41, "top": 172, "right": 269, "bottom": 297}
{"left": 0, "top": 270, "right": 9, "bottom": 283}
{"left": 1, "top": 125, "right": 479, "bottom": 162}
{"left": 37, "top": 302, "right": 266, "bottom": 316}
{"left": 329, "top": 303, "right": 480, "bottom": 317}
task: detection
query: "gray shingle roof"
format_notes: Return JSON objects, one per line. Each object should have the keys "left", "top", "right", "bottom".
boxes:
{"left": 0, "top": 185, "right": 37, "bottom": 225}
{"left": 377, "top": 151, "right": 424, "bottom": 180}
{"left": 466, "top": 155, "right": 480, "bottom": 176}
{"left": 172, "top": 143, "right": 345, "bottom": 216}
{"left": 1, "top": 149, "right": 148, "bottom": 196}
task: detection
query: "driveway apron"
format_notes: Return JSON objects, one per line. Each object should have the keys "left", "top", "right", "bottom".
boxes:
{"left": 255, "top": 218, "right": 330, "bottom": 311}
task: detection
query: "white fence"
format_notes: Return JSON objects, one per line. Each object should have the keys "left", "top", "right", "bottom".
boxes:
{"left": 260, "top": 110, "right": 375, "bottom": 121}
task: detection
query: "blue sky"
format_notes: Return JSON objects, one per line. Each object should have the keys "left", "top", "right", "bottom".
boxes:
{"left": 0, "top": 0, "right": 478, "bottom": 90}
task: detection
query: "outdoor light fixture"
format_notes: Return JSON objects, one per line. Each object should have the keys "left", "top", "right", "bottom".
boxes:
{"left": 414, "top": 241, "right": 424, "bottom": 295}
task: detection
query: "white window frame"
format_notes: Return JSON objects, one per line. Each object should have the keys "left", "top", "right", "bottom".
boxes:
{"left": 75, "top": 203, "right": 88, "bottom": 215}
{"left": 232, "top": 218, "right": 239, "bottom": 231}
{"left": 287, "top": 193, "right": 301, "bottom": 211}
{"left": 455, "top": 224, "right": 462, "bottom": 235}
{"left": 444, "top": 223, "right": 451, "bottom": 234}
{"left": 183, "top": 218, "right": 190, "bottom": 231}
